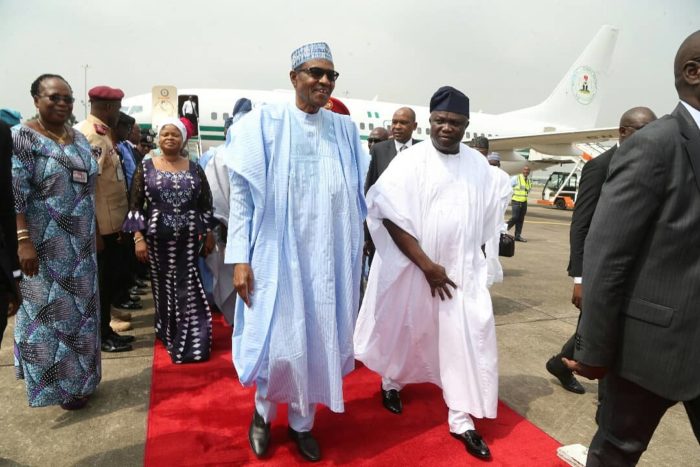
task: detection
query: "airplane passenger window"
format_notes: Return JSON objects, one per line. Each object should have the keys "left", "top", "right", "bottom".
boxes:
{"left": 223, "top": 113, "right": 229, "bottom": 120}
{"left": 426, "top": 128, "right": 430, "bottom": 135}
{"left": 417, "top": 128, "right": 422, "bottom": 135}
{"left": 211, "top": 112, "right": 217, "bottom": 120}
{"left": 360, "top": 122, "right": 365, "bottom": 130}
{"left": 369, "top": 123, "right": 374, "bottom": 130}
{"left": 465, "top": 132, "right": 470, "bottom": 138}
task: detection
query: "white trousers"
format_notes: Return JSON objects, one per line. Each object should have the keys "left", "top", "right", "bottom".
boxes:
{"left": 382, "top": 377, "right": 475, "bottom": 434}
{"left": 254, "top": 379, "right": 316, "bottom": 432}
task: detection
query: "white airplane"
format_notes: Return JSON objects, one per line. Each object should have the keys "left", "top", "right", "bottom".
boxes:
{"left": 122, "top": 25, "right": 620, "bottom": 175}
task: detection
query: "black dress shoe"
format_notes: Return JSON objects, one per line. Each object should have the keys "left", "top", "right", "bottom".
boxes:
{"left": 248, "top": 410, "right": 271, "bottom": 458}
{"left": 110, "top": 332, "right": 136, "bottom": 344}
{"left": 101, "top": 336, "right": 133, "bottom": 352}
{"left": 515, "top": 236, "right": 527, "bottom": 242}
{"left": 114, "top": 300, "right": 143, "bottom": 310}
{"left": 546, "top": 357, "right": 585, "bottom": 394}
{"left": 451, "top": 430, "right": 491, "bottom": 460}
{"left": 130, "top": 286, "right": 147, "bottom": 296}
{"left": 129, "top": 294, "right": 142, "bottom": 302}
{"left": 288, "top": 427, "right": 321, "bottom": 462}
{"left": 381, "top": 384, "right": 402, "bottom": 414}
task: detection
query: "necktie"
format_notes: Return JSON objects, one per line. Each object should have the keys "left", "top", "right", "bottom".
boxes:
{"left": 400, "top": 144, "right": 407, "bottom": 152}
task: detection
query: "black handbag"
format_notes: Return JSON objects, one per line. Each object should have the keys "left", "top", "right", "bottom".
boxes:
{"left": 499, "top": 233, "right": 515, "bottom": 257}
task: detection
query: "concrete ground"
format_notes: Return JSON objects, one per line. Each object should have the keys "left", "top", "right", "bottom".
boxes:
{"left": 1, "top": 196, "right": 699, "bottom": 466}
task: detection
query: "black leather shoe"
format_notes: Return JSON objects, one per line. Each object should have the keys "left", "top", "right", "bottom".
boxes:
{"left": 129, "top": 294, "right": 142, "bottom": 302}
{"left": 248, "top": 410, "right": 271, "bottom": 458}
{"left": 515, "top": 236, "right": 528, "bottom": 242}
{"left": 288, "top": 427, "right": 321, "bottom": 462}
{"left": 451, "top": 430, "right": 491, "bottom": 460}
{"left": 381, "top": 384, "right": 402, "bottom": 414}
{"left": 110, "top": 332, "right": 136, "bottom": 344}
{"left": 134, "top": 278, "right": 148, "bottom": 288}
{"left": 130, "top": 286, "right": 147, "bottom": 296}
{"left": 546, "top": 357, "right": 585, "bottom": 394}
{"left": 101, "top": 336, "right": 133, "bottom": 352}
{"left": 114, "top": 300, "right": 143, "bottom": 310}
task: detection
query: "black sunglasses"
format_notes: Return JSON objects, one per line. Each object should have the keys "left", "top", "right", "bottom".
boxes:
{"left": 298, "top": 67, "right": 340, "bottom": 82}
{"left": 38, "top": 94, "right": 75, "bottom": 104}
{"left": 367, "top": 137, "right": 383, "bottom": 143}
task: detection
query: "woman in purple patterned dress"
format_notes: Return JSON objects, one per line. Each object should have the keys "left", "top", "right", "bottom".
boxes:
{"left": 123, "top": 118, "right": 215, "bottom": 363}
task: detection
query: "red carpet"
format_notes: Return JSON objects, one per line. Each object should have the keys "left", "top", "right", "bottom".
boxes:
{"left": 145, "top": 314, "right": 566, "bottom": 466}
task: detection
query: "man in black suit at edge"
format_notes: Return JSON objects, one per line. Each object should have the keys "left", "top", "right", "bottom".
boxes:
{"left": 364, "top": 107, "right": 419, "bottom": 264}
{"left": 546, "top": 106, "right": 657, "bottom": 395}
{"left": 564, "top": 30, "right": 700, "bottom": 466}
{"left": 0, "top": 120, "right": 21, "bottom": 347}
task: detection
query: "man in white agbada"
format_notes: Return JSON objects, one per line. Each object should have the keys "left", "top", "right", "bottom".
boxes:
{"left": 201, "top": 98, "right": 253, "bottom": 325}
{"left": 223, "top": 42, "right": 366, "bottom": 462}
{"left": 354, "top": 86, "right": 503, "bottom": 461}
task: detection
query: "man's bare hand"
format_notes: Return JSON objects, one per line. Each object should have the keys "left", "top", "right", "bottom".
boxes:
{"left": 562, "top": 358, "right": 608, "bottom": 380}
{"left": 233, "top": 263, "right": 255, "bottom": 307}
{"left": 571, "top": 283, "right": 582, "bottom": 309}
{"left": 423, "top": 262, "right": 457, "bottom": 301}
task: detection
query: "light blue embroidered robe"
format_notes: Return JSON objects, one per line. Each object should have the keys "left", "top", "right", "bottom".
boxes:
{"left": 223, "top": 102, "right": 367, "bottom": 414}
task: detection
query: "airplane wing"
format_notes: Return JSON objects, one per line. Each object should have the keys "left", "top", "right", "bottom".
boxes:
{"left": 489, "top": 127, "right": 619, "bottom": 151}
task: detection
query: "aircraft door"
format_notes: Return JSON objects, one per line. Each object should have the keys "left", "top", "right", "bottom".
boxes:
{"left": 178, "top": 94, "right": 200, "bottom": 137}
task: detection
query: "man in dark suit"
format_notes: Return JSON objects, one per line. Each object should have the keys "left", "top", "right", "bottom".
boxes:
{"left": 546, "top": 106, "right": 656, "bottom": 394}
{"left": 364, "top": 107, "right": 419, "bottom": 192}
{"left": 0, "top": 120, "right": 21, "bottom": 347}
{"left": 564, "top": 30, "right": 700, "bottom": 466}
{"left": 364, "top": 107, "right": 420, "bottom": 263}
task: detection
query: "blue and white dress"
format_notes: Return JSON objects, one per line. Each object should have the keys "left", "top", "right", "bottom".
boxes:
{"left": 12, "top": 126, "right": 101, "bottom": 407}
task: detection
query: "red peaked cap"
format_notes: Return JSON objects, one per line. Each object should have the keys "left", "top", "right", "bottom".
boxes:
{"left": 324, "top": 97, "right": 350, "bottom": 115}
{"left": 88, "top": 86, "right": 124, "bottom": 101}
{"left": 179, "top": 117, "right": 194, "bottom": 140}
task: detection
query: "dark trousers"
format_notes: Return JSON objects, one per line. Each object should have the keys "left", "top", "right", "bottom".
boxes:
{"left": 98, "top": 233, "right": 129, "bottom": 337}
{"left": 587, "top": 372, "right": 700, "bottom": 466}
{"left": 507, "top": 201, "right": 528, "bottom": 238}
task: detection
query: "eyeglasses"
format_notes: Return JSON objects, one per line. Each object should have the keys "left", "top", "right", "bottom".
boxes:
{"left": 37, "top": 94, "right": 75, "bottom": 104}
{"left": 367, "top": 137, "right": 383, "bottom": 144}
{"left": 298, "top": 67, "right": 340, "bottom": 82}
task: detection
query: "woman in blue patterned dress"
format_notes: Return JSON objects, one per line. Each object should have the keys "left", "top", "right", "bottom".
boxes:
{"left": 12, "top": 74, "right": 100, "bottom": 410}
{"left": 123, "top": 118, "right": 215, "bottom": 363}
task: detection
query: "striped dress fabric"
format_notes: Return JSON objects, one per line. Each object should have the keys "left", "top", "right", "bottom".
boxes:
{"left": 225, "top": 103, "right": 367, "bottom": 416}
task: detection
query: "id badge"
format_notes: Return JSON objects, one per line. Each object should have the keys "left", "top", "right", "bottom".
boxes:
{"left": 116, "top": 166, "right": 124, "bottom": 181}
{"left": 72, "top": 169, "right": 88, "bottom": 185}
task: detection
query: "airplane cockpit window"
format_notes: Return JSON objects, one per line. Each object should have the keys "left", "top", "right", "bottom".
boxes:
{"left": 223, "top": 113, "right": 229, "bottom": 120}
{"left": 211, "top": 112, "right": 217, "bottom": 120}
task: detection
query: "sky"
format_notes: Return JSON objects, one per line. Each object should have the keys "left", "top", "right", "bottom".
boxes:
{"left": 1, "top": 0, "right": 699, "bottom": 126}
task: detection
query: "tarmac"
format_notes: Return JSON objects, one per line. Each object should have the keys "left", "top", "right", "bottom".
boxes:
{"left": 1, "top": 194, "right": 699, "bottom": 466}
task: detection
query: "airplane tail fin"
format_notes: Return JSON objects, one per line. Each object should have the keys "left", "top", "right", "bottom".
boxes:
{"left": 500, "top": 25, "right": 619, "bottom": 129}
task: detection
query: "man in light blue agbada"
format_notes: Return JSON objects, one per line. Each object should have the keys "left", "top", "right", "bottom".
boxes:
{"left": 223, "top": 42, "right": 367, "bottom": 462}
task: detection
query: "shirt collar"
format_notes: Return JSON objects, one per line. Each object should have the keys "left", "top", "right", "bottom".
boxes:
{"left": 395, "top": 138, "right": 412, "bottom": 152}
{"left": 681, "top": 100, "right": 700, "bottom": 131}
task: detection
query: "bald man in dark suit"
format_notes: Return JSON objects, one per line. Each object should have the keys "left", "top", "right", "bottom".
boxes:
{"left": 565, "top": 30, "right": 700, "bottom": 466}
{"left": 546, "top": 106, "right": 657, "bottom": 395}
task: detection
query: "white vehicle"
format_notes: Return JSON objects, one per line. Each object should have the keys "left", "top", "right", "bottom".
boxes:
{"left": 122, "top": 25, "right": 620, "bottom": 175}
